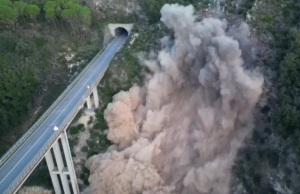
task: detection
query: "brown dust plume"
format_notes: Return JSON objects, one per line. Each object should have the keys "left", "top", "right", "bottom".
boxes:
{"left": 86, "top": 3, "right": 263, "bottom": 194}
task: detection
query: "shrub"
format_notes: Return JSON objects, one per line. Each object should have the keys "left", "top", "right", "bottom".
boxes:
{"left": 69, "top": 126, "right": 79, "bottom": 135}
{"left": 35, "top": 37, "right": 45, "bottom": 47}
{"left": 86, "top": 139, "right": 95, "bottom": 148}
{"left": 265, "top": 148, "right": 279, "bottom": 168}
{"left": 81, "top": 145, "right": 88, "bottom": 152}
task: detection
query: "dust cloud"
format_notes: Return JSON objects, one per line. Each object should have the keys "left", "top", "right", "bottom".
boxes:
{"left": 86, "top": 3, "right": 263, "bottom": 194}
{"left": 17, "top": 186, "right": 52, "bottom": 194}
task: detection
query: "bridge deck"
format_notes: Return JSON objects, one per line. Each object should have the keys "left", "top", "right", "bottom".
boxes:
{"left": 0, "top": 33, "right": 128, "bottom": 193}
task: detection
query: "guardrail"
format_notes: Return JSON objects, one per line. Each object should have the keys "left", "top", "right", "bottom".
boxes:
{"left": 3, "top": 35, "right": 128, "bottom": 194}
{"left": 0, "top": 37, "right": 117, "bottom": 169}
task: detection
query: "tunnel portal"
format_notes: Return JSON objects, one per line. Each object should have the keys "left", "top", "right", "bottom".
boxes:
{"left": 108, "top": 23, "right": 134, "bottom": 37}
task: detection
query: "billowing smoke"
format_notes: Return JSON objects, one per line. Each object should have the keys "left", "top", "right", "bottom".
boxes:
{"left": 86, "top": 4, "right": 263, "bottom": 194}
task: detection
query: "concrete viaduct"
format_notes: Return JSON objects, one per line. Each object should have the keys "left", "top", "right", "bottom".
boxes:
{"left": 0, "top": 23, "right": 133, "bottom": 194}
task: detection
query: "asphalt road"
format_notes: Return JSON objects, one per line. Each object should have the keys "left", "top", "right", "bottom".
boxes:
{"left": 0, "top": 32, "right": 128, "bottom": 193}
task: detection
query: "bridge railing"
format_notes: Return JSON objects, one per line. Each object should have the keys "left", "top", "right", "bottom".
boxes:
{"left": 4, "top": 35, "right": 127, "bottom": 194}
{"left": 0, "top": 38, "right": 118, "bottom": 170}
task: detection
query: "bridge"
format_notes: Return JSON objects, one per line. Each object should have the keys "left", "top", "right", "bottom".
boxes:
{"left": 0, "top": 24, "right": 132, "bottom": 194}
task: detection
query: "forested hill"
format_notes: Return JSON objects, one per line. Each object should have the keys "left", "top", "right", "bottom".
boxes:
{"left": 0, "top": 0, "right": 98, "bottom": 156}
{"left": 1, "top": 0, "right": 300, "bottom": 193}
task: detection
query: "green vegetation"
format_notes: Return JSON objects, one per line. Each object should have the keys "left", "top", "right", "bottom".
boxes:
{"left": 23, "top": 159, "right": 53, "bottom": 189}
{"left": 225, "top": 0, "right": 256, "bottom": 18}
{"left": 104, "top": 9, "right": 137, "bottom": 24}
{"left": 0, "top": 0, "right": 139, "bottom": 190}
{"left": 69, "top": 136, "right": 79, "bottom": 156}
{"left": 0, "top": 0, "right": 139, "bottom": 158}
{"left": 228, "top": 0, "right": 300, "bottom": 192}
{"left": 0, "top": 0, "right": 96, "bottom": 156}
{"left": 14, "top": 1, "right": 28, "bottom": 20}
{"left": 0, "top": 0, "right": 104, "bottom": 189}
{"left": 273, "top": 31, "right": 300, "bottom": 154}
{"left": 61, "top": 3, "right": 92, "bottom": 34}
{"left": 43, "top": 1, "right": 58, "bottom": 27}
{"left": 260, "top": 14, "right": 273, "bottom": 23}
{"left": 26, "top": 4, "right": 40, "bottom": 20}
{"left": 5, "top": 0, "right": 300, "bottom": 191}
{"left": 69, "top": 123, "right": 85, "bottom": 135}
{"left": 0, "top": 47, "right": 37, "bottom": 133}
{"left": 0, "top": 1, "right": 18, "bottom": 25}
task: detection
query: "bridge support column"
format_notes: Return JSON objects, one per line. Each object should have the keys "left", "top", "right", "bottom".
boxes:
{"left": 45, "top": 133, "right": 79, "bottom": 194}
{"left": 86, "top": 95, "right": 92, "bottom": 109}
{"left": 61, "top": 132, "right": 79, "bottom": 194}
{"left": 53, "top": 140, "right": 71, "bottom": 194}
{"left": 45, "top": 151, "right": 62, "bottom": 194}
{"left": 93, "top": 87, "right": 99, "bottom": 108}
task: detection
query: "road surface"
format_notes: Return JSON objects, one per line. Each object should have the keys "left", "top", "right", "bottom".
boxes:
{"left": 0, "top": 32, "right": 128, "bottom": 193}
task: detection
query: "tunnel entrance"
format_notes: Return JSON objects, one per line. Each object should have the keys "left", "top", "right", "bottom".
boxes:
{"left": 114, "top": 27, "right": 129, "bottom": 36}
{"left": 108, "top": 23, "right": 134, "bottom": 37}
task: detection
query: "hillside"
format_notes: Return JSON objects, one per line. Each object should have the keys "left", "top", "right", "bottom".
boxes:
{"left": 1, "top": 0, "right": 299, "bottom": 194}
{"left": 0, "top": 0, "right": 102, "bottom": 156}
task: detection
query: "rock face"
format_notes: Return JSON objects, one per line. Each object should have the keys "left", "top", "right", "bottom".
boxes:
{"left": 87, "top": 0, "right": 141, "bottom": 18}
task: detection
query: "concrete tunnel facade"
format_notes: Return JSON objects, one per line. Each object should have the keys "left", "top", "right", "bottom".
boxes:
{"left": 108, "top": 23, "right": 134, "bottom": 37}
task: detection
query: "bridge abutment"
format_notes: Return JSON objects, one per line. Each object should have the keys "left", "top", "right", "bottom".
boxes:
{"left": 45, "top": 132, "right": 79, "bottom": 194}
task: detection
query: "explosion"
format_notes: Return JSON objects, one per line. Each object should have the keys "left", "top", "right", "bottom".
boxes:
{"left": 86, "top": 4, "right": 263, "bottom": 194}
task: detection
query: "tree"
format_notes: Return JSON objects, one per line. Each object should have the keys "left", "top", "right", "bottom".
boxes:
{"left": 0, "top": 0, "right": 13, "bottom": 7}
{"left": 0, "top": 5, "right": 18, "bottom": 25}
{"left": 61, "top": 8, "right": 75, "bottom": 30}
{"left": 43, "top": 0, "right": 57, "bottom": 11}
{"left": 54, "top": 0, "right": 67, "bottom": 7}
{"left": 0, "top": 50, "right": 38, "bottom": 136}
{"left": 26, "top": 4, "right": 40, "bottom": 21}
{"left": 61, "top": 4, "right": 80, "bottom": 31}
{"left": 13, "top": 1, "right": 28, "bottom": 20}
{"left": 55, "top": 5, "right": 62, "bottom": 16}
{"left": 43, "top": 1, "right": 57, "bottom": 28}
{"left": 70, "top": 3, "right": 82, "bottom": 19}
{"left": 140, "top": 0, "right": 166, "bottom": 23}
{"left": 63, "top": 0, "right": 79, "bottom": 9}
{"left": 79, "top": 6, "right": 91, "bottom": 27}
{"left": 61, "top": 4, "right": 92, "bottom": 35}
{"left": 45, "top": 8, "right": 57, "bottom": 28}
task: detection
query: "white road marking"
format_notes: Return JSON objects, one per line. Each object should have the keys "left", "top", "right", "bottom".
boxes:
{"left": 0, "top": 36, "right": 127, "bottom": 185}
